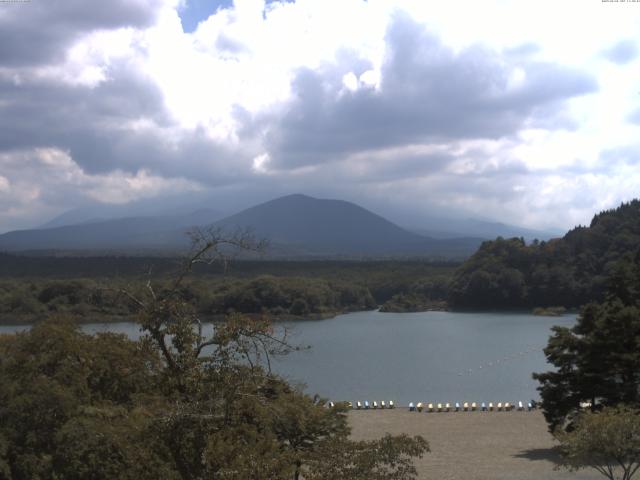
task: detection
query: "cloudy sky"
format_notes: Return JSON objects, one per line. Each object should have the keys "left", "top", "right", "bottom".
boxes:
{"left": 0, "top": 0, "right": 639, "bottom": 233}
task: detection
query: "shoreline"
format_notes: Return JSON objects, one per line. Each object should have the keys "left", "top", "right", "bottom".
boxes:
{"left": 0, "top": 306, "right": 579, "bottom": 326}
{"left": 348, "top": 409, "right": 600, "bottom": 480}
{"left": 0, "top": 310, "right": 350, "bottom": 326}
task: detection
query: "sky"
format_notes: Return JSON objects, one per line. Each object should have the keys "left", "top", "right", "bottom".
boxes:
{"left": 0, "top": 0, "right": 639, "bottom": 233}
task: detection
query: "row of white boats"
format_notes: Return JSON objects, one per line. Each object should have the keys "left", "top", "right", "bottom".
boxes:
{"left": 409, "top": 401, "right": 535, "bottom": 412}
{"left": 328, "top": 400, "right": 395, "bottom": 409}
{"left": 327, "top": 400, "right": 537, "bottom": 411}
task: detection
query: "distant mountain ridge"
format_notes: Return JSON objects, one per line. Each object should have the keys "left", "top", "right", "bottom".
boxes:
{"left": 410, "top": 219, "right": 558, "bottom": 242}
{"left": 38, "top": 195, "right": 224, "bottom": 230}
{"left": 0, "top": 194, "right": 483, "bottom": 258}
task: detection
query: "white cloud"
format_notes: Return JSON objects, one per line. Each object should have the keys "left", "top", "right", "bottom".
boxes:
{"left": 251, "top": 152, "right": 271, "bottom": 173}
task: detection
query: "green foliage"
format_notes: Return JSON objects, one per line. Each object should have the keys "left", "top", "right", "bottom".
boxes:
{"left": 532, "top": 306, "right": 567, "bottom": 316}
{"left": 304, "top": 434, "right": 429, "bottom": 480}
{"left": 379, "top": 275, "right": 450, "bottom": 312}
{"left": 0, "top": 260, "right": 458, "bottom": 323}
{"left": 556, "top": 405, "right": 640, "bottom": 480}
{"left": 533, "top": 253, "right": 640, "bottom": 431}
{"left": 208, "top": 275, "right": 377, "bottom": 316}
{"left": 0, "top": 316, "right": 428, "bottom": 480}
{"left": 0, "top": 318, "right": 167, "bottom": 479}
{"left": 0, "top": 233, "right": 429, "bottom": 479}
{"left": 450, "top": 200, "right": 640, "bottom": 309}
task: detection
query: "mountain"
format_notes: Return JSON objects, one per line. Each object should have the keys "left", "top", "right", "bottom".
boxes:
{"left": 448, "top": 200, "right": 640, "bottom": 309}
{"left": 0, "top": 194, "right": 483, "bottom": 258}
{"left": 0, "top": 211, "right": 222, "bottom": 252}
{"left": 409, "top": 218, "right": 559, "bottom": 241}
{"left": 40, "top": 202, "right": 223, "bottom": 230}
{"left": 214, "top": 194, "right": 481, "bottom": 257}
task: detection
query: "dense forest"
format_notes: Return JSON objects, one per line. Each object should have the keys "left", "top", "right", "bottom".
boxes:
{"left": 3, "top": 200, "right": 640, "bottom": 319}
{"left": 449, "top": 200, "right": 640, "bottom": 309}
{"left": 0, "top": 260, "right": 456, "bottom": 323}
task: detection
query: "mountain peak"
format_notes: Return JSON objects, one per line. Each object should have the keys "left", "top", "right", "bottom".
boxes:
{"left": 214, "top": 194, "right": 477, "bottom": 256}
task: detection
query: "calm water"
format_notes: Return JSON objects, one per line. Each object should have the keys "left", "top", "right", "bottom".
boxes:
{"left": 0, "top": 310, "right": 576, "bottom": 406}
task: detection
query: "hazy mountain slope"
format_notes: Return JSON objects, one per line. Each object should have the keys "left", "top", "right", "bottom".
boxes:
{"left": 40, "top": 202, "right": 223, "bottom": 229}
{"left": 215, "top": 194, "right": 481, "bottom": 256}
{"left": 0, "top": 194, "right": 483, "bottom": 257}
{"left": 0, "top": 217, "right": 186, "bottom": 251}
{"left": 410, "top": 218, "right": 559, "bottom": 241}
{"left": 0, "top": 209, "right": 224, "bottom": 252}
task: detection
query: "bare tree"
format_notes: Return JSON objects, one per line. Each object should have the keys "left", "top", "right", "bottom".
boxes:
{"left": 119, "top": 227, "right": 291, "bottom": 394}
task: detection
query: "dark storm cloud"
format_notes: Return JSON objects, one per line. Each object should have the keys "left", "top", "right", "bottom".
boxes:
{"left": 0, "top": 61, "right": 246, "bottom": 184}
{"left": 260, "top": 14, "right": 597, "bottom": 169}
{"left": 602, "top": 39, "right": 638, "bottom": 65}
{"left": 0, "top": 63, "right": 167, "bottom": 169}
{"left": 343, "top": 152, "right": 454, "bottom": 183}
{"left": 0, "top": 0, "right": 164, "bottom": 66}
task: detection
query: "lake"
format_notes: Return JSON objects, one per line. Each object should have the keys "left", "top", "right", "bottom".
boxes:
{"left": 0, "top": 310, "right": 576, "bottom": 406}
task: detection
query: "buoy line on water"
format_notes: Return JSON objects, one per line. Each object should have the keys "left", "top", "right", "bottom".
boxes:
{"left": 456, "top": 344, "right": 540, "bottom": 377}
{"left": 326, "top": 345, "right": 544, "bottom": 412}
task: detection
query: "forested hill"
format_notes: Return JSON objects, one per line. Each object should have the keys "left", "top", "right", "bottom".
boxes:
{"left": 448, "top": 200, "right": 640, "bottom": 309}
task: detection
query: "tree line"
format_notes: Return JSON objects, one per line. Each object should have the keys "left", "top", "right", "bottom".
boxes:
{"left": 449, "top": 200, "right": 640, "bottom": 309}
{"left": 0, "top": 262, "right": 457, "bottom": 323}
{"left": 533, "top": 235, "right": 640, "bottom": 479}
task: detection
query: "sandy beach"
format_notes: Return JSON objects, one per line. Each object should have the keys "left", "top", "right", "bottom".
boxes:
{"left": 348, "top": 409, "right": 601, "bottom": 480}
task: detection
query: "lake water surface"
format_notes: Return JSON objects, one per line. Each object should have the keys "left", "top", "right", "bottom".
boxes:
{"left": 1, "top": 310, "right": 576, "bottom": 406}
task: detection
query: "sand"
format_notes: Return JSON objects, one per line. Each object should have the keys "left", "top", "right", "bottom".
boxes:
{"left": 348, "top": 409, "right": 602, "bottom": 480}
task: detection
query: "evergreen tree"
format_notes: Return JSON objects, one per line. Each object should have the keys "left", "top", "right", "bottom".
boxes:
{"left": 533, "top": 252, "right": 640, "bottom": 431}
